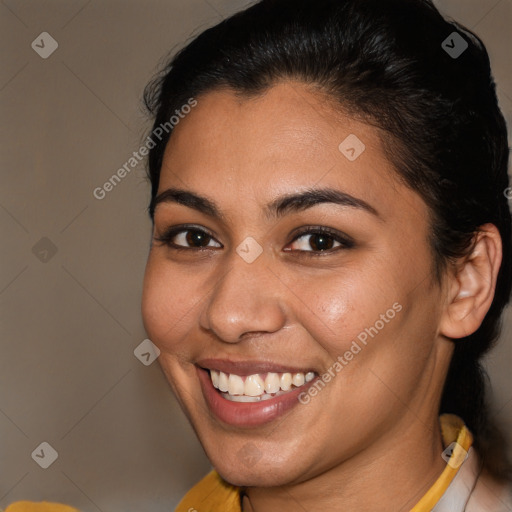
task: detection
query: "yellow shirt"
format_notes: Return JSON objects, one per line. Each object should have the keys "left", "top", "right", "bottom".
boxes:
{"left": 0, "top": 414, "right": 486, "bottom": 512}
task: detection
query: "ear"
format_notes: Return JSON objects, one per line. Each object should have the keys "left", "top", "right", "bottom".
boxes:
{"left": 439, "top": 223, "right": 502, "bottom": 340}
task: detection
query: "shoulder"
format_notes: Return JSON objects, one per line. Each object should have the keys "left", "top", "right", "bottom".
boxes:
{"left": 4, "top": 502, "right": 79, "bottom": 512}
{"left": 466, "top": 470, "right": 512, "bottom": 512}
{"left": 174, "top": 469, "right": 242, "bottom": 512}
{"left": 433, "top": 443, "right": 512, "bottom": 512}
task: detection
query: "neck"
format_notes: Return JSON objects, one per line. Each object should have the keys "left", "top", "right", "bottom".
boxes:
{"left": 242, "top": 413, "right": 447, "bottom": 512}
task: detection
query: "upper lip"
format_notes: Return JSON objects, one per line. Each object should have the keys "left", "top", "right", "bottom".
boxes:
{"left": 197, "top": 358, "right": 316, "bottom": 376}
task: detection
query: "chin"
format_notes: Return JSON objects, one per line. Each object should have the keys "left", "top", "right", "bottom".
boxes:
{"left": 215, "top": 463, "right": 292, "bottom": 488}
{"left": 207, "top": 446, "right": 307, "bottom": 488}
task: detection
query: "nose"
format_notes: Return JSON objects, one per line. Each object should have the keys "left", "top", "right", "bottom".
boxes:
{"left": 199, "top": 251, "right": 287, "bottom": 343}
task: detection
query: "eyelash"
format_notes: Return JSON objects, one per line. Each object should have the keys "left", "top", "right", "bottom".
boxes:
{"left": 153, "top": 224, "right": 354, "bottom": 255}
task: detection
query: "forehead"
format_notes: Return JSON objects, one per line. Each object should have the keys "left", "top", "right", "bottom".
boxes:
{"left": 163, "top": 82, "right": 376, "bottom": 175}
{"left": 158, "top": 81, "right": 427, "bottom": 224}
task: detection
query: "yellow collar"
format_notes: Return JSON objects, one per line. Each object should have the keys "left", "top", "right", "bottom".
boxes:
{"left": 176, "top": 414, "right": 472, "bottom": 512}
{"left": 412, "top": 414, "right": 473, "bottom": 510}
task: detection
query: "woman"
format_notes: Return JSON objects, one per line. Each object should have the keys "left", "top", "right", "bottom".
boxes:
{"left": 6, "top": 0, "right": 511, "bottom": 510}
{"left": 139, "top": 0, "right": 512, "bottom": 510}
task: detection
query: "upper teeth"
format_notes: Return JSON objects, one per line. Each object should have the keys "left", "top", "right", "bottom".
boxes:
{"left": 210, "top": 370, "right": 315, "bottom": 397}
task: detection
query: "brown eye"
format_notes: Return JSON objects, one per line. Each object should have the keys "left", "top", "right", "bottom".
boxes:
{"left": 184, "top": 230, "right": 213, "bottom": 247}
{"left": 289, "top": 233, "right": 339, "bottom": 252}
{"left": 286, "top": 227, "right": 354, "bottom": 254}
{"left": 154, "top": 226, "right": 222, "bottom": 250}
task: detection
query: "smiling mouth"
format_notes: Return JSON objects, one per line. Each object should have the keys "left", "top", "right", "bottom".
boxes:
{"left": 208, "top": 369, "right": 317, "bottom": 402}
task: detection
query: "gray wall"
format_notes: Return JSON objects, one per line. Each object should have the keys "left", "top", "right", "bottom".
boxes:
{"left": 1, "top": 0, "right": 510, "bottom": 510}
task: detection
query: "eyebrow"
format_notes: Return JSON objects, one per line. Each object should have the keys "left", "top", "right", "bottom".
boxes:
{"left": 149, "top": 186, "right": 380, "bottom": 221}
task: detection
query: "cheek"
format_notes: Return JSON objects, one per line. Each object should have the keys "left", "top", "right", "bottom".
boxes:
{"left": 141, "top": 254, "right": 200, "bottom": 351}
{"left": 292, "top": 267, "right": 396, "bottom": 358}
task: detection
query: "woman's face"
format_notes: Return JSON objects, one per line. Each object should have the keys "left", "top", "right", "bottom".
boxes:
{"left": 142, "top": 82, "right": 451, "bottom": 487}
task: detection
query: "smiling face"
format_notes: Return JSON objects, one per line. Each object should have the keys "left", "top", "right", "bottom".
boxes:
{"left": 141, "top": 81, "right": 453, "bottom": 487}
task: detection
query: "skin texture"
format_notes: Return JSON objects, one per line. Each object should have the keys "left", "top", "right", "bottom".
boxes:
{"left": 141, "top": 81, "right": 502, "bottom": 511}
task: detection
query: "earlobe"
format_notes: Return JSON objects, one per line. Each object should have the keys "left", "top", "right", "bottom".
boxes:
{"left": 439, "top": 224, "right": 502, "bottom": 340}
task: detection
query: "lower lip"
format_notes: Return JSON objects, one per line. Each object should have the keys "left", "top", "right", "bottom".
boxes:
{"left": 196, "top": 367, "right": 315, "bottom": 428}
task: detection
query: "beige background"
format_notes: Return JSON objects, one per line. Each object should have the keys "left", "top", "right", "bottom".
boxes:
{"left": 0, "top": 0, "right": 511, "bottom": 510}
